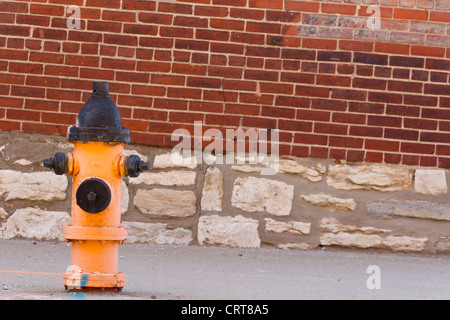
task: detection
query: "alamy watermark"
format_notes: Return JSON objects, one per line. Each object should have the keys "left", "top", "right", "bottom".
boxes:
{"left": 171, "top": 121, "right": 280, "bottom": 176}
{"left": 366, "top": 265, "right": 381, "bottom": 290}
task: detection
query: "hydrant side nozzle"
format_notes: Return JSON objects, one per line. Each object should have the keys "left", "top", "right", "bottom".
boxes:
{"left": 124, "top": 155, "right": 150, "bottom": 178}
{"left": 43, "top": 152, "right": 69, "bottom": 175}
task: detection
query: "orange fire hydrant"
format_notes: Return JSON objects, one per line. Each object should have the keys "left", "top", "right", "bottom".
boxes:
{"left": 44, "top": 81, "right": 149, "bottom": 291}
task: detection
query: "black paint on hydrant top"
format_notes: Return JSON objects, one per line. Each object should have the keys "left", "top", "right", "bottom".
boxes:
{"left": 67, "top": 81, "right": 131, "bottom": 143}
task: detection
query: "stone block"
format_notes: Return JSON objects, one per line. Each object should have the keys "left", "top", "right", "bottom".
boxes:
{"left": 133, "top": 188, "right": 197, "bottom": 217}
{"left": 201, "top": 166, "right": 223, "bottom": 212}
{"left": 123, "top": 221, "right": 192, "bottom": 245}
{"left": 301, "top": 193, "right": 356, "bottom": 212}
{"left": 319, "top": 217, "right": 427, "bottom": 253}
{"left": 197, "top": 215, "right": 260, "bottom": 248}
{"left": 0, "top": 207, "right": 70, "bottom": 241}
{"left": 0, "top": 170, "right": 68, "bottom": 201}
{"left": 129, "top": 170, "right": 196, "bottom": 186}
{"left": 327, "top": 164, "right": 412, "bottom": 192}
{"left": 153, "top": 152, "right": 197, "bottom": 169}
{"left": 367, "top": 200, "right": 450, "bottom": 221}
{"left": 414, "top": 169, "right": 447, "bottom": 195}
{"left": 231, "top": 176, "right": 294, "bottom": 216}
{"left": 264, "top": 218, "right": 311, "bottom": 235}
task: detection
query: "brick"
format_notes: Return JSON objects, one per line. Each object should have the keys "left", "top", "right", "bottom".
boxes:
{"left": 30, "top": 4, "right": 65, "bottom": 16}
{"left": 7, "top": 109, "right": 40, "bottom": 122}
{"left": 211, "top": 18, "right": 245, "bottom": 31}
{"left": 140, "top": 37, "right": 173, "bottom": 49}
{"left": 286, "top": 1, "right": 319, "bottom": 12}
{"left": 11, "top": 85, "right": 45, "bottom": 98}
{"left": 350, "top": 125, "right": 383, "bottom": 137}
{"left": 353, "top": 78, "right": 386, "bottom": 90}
{"left": 385, "top": 128, "right": 418, "bottom": 141}
{"left": 86, "top": 0, "right": 121, "bottom": 8}
{"left": 278, "top": 119, "right": 312, "bottom": 132}
{"left": 280, "top": 72, "right": 315, "bottom": 84}
{"left": 102, "top": 9, "right": 136, "bottom": 22}
{"left": 390, "top": 56, "right": 424, "bottom": 68}
{"left": 426, "top": 58, "right": 450, "bottom": 71}
{"left": 404, "top": 118, "right": 437, "bottom": 130}
{"left": 244, "top": 69, "right": 278, "bottom": 82}
{"left": 354, "top": 52, "right": 388, "bottom": 65}
{"left": 0, "top": 25, "right": 30, "bottom": 37}
{"left": 246, "top": 21, "right": 281, "bottom": 34}
{"left": 303, "top": 38, "right": 336, "bottom": 50}
{"left": 421, "top": 132, "right": 450, "bottom": 143}
{"left": 422, "top": 108, "right": 450, "bottom": 120}
{"left": 249, "top": 0, "right": 282, "bottom": 9}
{"left": 411, "top": 45, "right": 445, "bottom": 58}
{"left": 375, "top": 42, "right": 409, "bottom": 55}
{"left": 281, "top": 48, "right": 316, "bottom": 60}
{"left": 429, "top": 11, "right": 450, "bottom": 22}
{"left": 424, "top": 84, "right": 450, "bottom": 95}
{"left": 317, "top": 51, "right": 351, "bottom": 62}
{"left": 339, "top": 40, "right": 373, "bottom": 52}
{"left": 9, "top": 62, "right": 43, "bottom": 75}
{"left": 311, "top": 99, "right": 346, "bottom": 112}
{"left": 230, "top": 8, "right": 264, "bottom": 20}
{"left": 101, "top": 58, "right": 135, "bottom": 70}
{"left": 117, "top": 71, "right": 151, "bottom": 84}
{"left": 388, "top": 80, "right": 423, "bottom": 93}
{"left": 303, "top": 14, "right": 337, "bottom": 26}
{"left": 315, "top": 123, "right": 347, "bottom": 135}
{"left": 386, "top": 104, "right": 420, "bottom": 117}
{"left": 80, "top": 68, "right": 114, "bottom": 81}
{"left": 139, "top": 12, "right": 173, "bottom": 25}
{"left": 365, "top": 139, "right": 399, "bottom": 152}
{"left": 0, "top": 1, "right": 28, "bottom": 13}
{"left": 317, "top": 75, "right": 351, "bottom": 87}
{"left": 332, "top": 89, "right": 366, "bottom": 101}
{"left": 369, "top": 91, "right": 402, "bottom": 104}
{"left": 394, "top": 8, "right": 428, "bottom": 20}
{"left": 329, "top": 136, "right": 363, "bottom": 149}
{"left": 368, "top": 115, "right": 402, "bottom": 127}
{"left": 296, "top": 86, "right": 330, "bottom": 98}
{"left": 45, "top": 65, "right": 78, "bottom": 77}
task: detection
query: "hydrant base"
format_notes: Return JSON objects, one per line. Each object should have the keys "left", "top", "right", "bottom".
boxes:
{"left": 63, "top": 271, "right": 126, "bottom": 292}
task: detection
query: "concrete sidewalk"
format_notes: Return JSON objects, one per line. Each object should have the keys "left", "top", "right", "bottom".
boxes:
{"left": 0, "top": 239, "right": 449, "bottom": 300}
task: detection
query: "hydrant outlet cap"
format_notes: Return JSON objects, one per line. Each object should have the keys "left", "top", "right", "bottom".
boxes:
{"left": 67, "top": 82, "right": 131, "bottom": 143}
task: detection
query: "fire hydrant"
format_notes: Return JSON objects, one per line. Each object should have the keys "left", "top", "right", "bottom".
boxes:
{"left": 44, "top": 81, "right": 149, "bottom": 291}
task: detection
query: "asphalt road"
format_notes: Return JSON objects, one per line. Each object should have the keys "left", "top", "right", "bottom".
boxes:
{"left": 0, "top": 239, "right": 449, "bottom": 300}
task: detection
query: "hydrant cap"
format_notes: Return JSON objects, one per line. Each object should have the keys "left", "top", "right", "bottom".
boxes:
{"left": 67, "top": 82, "right": 131, "bottom": 143}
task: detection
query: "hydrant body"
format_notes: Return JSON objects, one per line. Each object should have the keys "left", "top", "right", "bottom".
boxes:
{"left": 44, "top": 82, "right": 149, "bottom": 291}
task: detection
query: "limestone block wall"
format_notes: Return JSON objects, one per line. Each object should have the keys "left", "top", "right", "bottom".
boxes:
{"left": 0, "top": 132, "right": 449, "bottom": 255}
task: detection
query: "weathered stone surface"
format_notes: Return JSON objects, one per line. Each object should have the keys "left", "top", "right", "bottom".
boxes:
{"left": 231, "top": 176, "right": 294, "bottom": 216}
{"left": 301, "top": 193, "right": 356, "bottom": 212}
{"left": 0, "top": 207, "right": 70, "bottom": 241}
{"left": 414, "top": 169, "right": 447, "bottom": 195}
{"left": 267, "top": 159, "right": 323, "bottom": 182}
{"left": 319, "top": 217, "right": 427, "bottom": 253}
{"left": 231, "top": 165, "right": 262, "bottom": 173}
{"left": 201, "top": 167, "right": 223, "bottom": 212}
{"left": 276, "top": 242, "right": 313, "bottom": 250}
{"left": 129, "top": 170, "right": 196, "bottom": 186}
{"left": 436, "top": 237, "right": 450, "bottom": 253}
{"left": 153, "top": 152, "right": 197, "bottom": 169}
{"left": 0, "top": 207, "right": 8, "bottom": 220}
{"left": 367, "top": 200, "right": 450, "bottom": 221}
{"left": 327, "top": 164, "right": 412, "bottom": 192}
{"left": 123, "top": 221, "right": 192, "bottom": 245}
{"left": 198, "top": 215, "right": 260, "bottom": 248}
{"left": 123, "top": 149, "right": 148, "bottom": 162}
{"left": 320, "top": 217, "right": 391, "bottom": 235}
{"left": 133, "top": 188, "right": 197, "bottom": 217}
{"left": 264, "top": 218, "right": 311, "bottom": 235}
{"left": 0, "top": 170, "right": 68, "bottom": 201}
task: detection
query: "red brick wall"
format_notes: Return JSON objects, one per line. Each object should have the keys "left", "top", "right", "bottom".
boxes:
{"left": 0, "top": 0, "right": 449, "bottom": 167}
